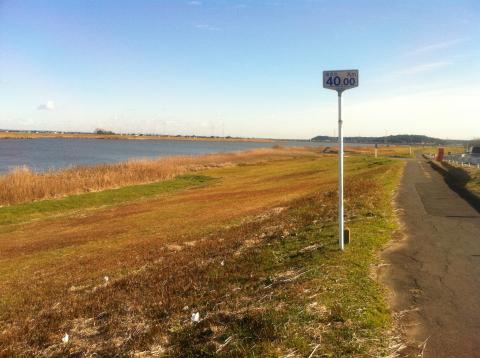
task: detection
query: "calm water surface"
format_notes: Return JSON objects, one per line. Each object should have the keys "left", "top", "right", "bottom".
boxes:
{"left": 0, "top": 138, "right": 334, "bottom": 173}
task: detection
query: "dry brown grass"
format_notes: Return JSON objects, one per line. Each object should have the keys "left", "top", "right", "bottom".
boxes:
{"left": 0, "top": 147, "right": 318, "bottom": 206}
{"left": 0, "top": 154, "right": 403, "bottom": 356}
{"left": 345, "top": 145, "right": 412, "bottom": 157}
{"left": 322, "top": 144, "right": 423, "bottom": 158}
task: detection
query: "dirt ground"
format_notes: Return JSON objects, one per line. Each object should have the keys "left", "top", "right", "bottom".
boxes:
{"left": 380, "top": 158, "right": 480, "bottom": 357}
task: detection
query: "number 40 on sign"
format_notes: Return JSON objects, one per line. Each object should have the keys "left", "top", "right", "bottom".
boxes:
{"left": 323, "top": 70, "right": 358, "bottom": 92}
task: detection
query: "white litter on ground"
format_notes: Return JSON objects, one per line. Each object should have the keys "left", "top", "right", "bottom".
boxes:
{"left": 62, "top": 333, "right": 69, "bottom": 344}
{"left": 191, "top": 312, "right": 200, "bottom": 323}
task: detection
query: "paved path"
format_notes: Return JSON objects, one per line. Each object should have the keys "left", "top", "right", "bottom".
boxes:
{"left": 381, "top": 158, "right": 480, "bottom": 358}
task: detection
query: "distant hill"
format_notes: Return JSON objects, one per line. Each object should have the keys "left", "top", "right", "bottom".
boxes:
{"left": 311, "top": 134, "right": 467, "bottom": 145}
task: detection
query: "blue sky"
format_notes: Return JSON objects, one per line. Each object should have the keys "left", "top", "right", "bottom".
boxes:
{"left": 0, "top": 0, "right": 479, "bottom": 139}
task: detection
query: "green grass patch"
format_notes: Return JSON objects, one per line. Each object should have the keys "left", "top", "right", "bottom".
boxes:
{"left": 0, "top": 174, "right": 214, "bottom": 226}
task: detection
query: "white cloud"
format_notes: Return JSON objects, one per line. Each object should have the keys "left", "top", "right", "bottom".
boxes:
{"left": 37, "top": 100, "right": 55, "bottom": 111}
{"left": 397, "top": 61, "right": 451, "bottom": 75}
{"left": 188, "top": 1, "right": 202, "bottom": 5}
{"left": 407, "top": 39, "right": 467, "bottom": 55}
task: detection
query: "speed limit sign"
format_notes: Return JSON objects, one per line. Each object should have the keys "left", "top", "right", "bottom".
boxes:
{"left": 322, "top": 69, "right": 359, "bottom": 251}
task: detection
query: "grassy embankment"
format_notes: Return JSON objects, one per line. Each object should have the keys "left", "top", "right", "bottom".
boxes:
{"left": 429, "top": 160, "right": 480, "bottom": 200}
{"left": 421, "top": 146, "right": 479, "bottom": 201}
{"left": 0, "top": 146, "right": 410, "bottom": 207}
{"left": 0, "top": 147, "right": 404, "bottom": 356}
{"left": 453, "top": 165, "right": 480, "bottom": 197}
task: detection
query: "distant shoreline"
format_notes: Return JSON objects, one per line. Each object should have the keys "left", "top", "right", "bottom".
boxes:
{"left": 0, "top": 131, "right": 281, "bottom": 143}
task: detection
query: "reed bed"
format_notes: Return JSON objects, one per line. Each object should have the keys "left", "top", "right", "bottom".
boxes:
{"left": 0, "top": 147, "right": 318, "bottom": 206}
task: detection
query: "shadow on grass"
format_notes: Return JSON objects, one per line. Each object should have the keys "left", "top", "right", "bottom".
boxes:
{"left": 428, "top": 161, "right": 480, "bottom": 213}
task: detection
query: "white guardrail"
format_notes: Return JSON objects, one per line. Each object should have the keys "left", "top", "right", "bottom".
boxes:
{"left": 444, "top": 154, "right": 480, "bottom": 168}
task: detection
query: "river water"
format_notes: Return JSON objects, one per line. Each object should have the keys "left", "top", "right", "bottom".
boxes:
{"left": 0, "top": 138, "right": 338, "bottom": 173}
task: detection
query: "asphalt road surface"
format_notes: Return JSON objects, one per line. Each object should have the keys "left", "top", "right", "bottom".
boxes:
{"left": 381, "top": 158, "right": 480, "bottom": 357}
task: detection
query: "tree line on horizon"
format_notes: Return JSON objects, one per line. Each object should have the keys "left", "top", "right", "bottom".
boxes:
{"left": 311, "top": 134, "right": 470, "bottom": 145}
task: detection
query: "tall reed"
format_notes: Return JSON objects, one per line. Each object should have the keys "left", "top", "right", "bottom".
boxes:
{"left": 0, "top": 147, "right": 316, "bottom": 206}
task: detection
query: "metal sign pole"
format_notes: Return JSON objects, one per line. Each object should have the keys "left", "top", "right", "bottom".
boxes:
{"left": 338, "top": 91, "right": 344, "bottom": 251}
{"left": 323, "top": 69, "right": 358, "bottom": 251}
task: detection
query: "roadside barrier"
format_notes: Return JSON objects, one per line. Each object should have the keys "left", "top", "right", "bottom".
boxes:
{"left": 444, "top": 154, "right": 480, "bottom": 168}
